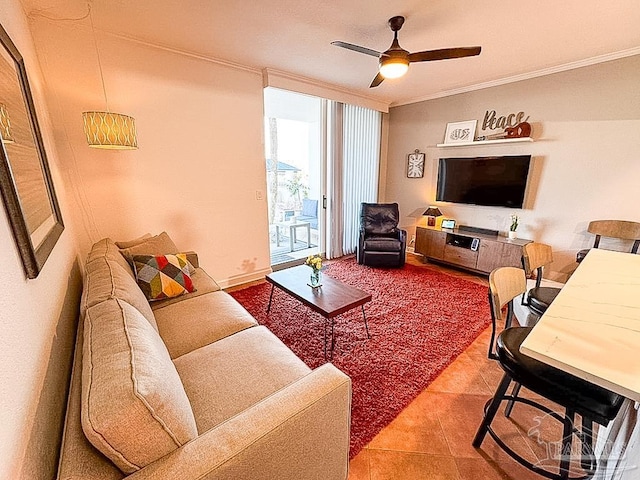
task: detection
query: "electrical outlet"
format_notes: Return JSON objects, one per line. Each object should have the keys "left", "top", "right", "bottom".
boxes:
{"left": 255, "top": 190, "right": 264, "bottom": 201}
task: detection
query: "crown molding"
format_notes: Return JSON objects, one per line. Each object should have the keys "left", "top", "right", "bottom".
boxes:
{"left": 391, "top": 47, "right": 640, "bottom": 108}
{"left": 103, "top": 31, "right": 263, "bottom": 75}
{"left": 263, "top": 68, "right": 391, "bottom": 113}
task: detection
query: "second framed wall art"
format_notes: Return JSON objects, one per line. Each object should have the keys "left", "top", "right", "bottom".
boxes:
{"left": 443, "top": 120, "right": 477, "bottom": 144}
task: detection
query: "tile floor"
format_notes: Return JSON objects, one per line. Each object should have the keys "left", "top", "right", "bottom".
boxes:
{"left": 348, "top": 253, "right": 577, "bottom": 480}
{"left": 226, "top": 252, "right": 579, "bottom": 480}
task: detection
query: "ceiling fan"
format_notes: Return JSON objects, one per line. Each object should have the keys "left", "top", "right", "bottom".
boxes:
{"left": 332, "top": 16, "right": 481, "bottom": 88}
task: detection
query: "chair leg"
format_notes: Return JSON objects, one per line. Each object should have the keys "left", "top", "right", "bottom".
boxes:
{"left": 559, "top": 409, "right": 575, "bottom": 480}
{"left": 580, "top": 418, "right": 595, "bottom": 472}
{"left": 505, "top": 382, "right": 522, "bottom": 418}
{"left": 473, "top": 373, "right": 512, "bottom": 448}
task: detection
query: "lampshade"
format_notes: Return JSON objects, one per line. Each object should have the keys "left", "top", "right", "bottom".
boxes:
{"left": 379, "top": 57, "right": 409, "bottom": 79}
{"left": 423, "top": 206, "right": 443, "bottom": 217}
{"left": 82, "top": 111, "right": 138, "bottom": 150}
{"left": 0, "top": 103, "right": 15, "bottom": 144}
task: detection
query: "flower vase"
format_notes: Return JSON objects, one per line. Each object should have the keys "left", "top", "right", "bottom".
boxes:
{"left": 508, "top": 231, "right": 517, "bottom": 240}
{"left": 310, "top": 270, "right": 321, "bottom": 288}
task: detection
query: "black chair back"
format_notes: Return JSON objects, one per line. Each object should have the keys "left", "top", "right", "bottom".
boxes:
{"left": 360, "top": 203, "right": 399, "bottom": 235}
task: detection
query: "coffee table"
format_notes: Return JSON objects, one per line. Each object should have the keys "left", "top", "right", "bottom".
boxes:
{"left": 266, "top": 265, "right": 372, "bottom": 358}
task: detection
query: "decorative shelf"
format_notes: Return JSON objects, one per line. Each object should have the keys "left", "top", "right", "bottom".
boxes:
{"left": 436, "top": 137, "right": 534, "bottom": 148}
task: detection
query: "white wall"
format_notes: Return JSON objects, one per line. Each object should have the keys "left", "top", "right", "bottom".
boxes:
{"left": 28, "top": 16, "right": 271, "bottom": 287}
{"left": 0, "top": 1, "right": 82, "bottom": 479}
{"left": 386, "top": 56, "right": 640, "bottom": 281}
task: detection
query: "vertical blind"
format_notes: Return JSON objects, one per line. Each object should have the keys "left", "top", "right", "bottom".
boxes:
{"left": 328, "top": 103, "right": 381, "bottom": 257}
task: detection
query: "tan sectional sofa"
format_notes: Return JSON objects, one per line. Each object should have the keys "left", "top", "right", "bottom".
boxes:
{"left": 57, "top": 236, "right": 351, "bottom": 480}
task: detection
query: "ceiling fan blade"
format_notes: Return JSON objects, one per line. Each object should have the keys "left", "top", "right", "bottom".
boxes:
{"left": 331, "top": 41, "right": 382, "bottom": 58}
{"left": 369, "top": 72, "right": 385, "bottom": 88}
{"left": 409, "top": 46, "right": 481, "bottom": 63}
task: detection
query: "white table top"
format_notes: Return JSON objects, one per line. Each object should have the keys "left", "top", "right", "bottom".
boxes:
{"left": 275, "top": 220, "right": 311, "bottom": 227}
{"left": 520, "top": 248, "right": 640, "bottom": 401}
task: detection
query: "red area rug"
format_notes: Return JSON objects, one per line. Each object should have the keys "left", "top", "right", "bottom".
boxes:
{"left": 230, "top": 257, "right": 491, "bottom": 458}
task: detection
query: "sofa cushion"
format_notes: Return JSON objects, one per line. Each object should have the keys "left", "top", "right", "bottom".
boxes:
{"left": 133, "top": 254, "right": 195, "bottom": 301}
{"left": 119, "top": 231, "right": 178, "bottom": 264}
{"left": 154, "top": 291, "right": 258, "bottom": 359}
{"left": 173, "top": 326, "right": 311, "bottom": 433}
{"left": 82, "top": 299, "right": 198, "bottom": 474}
{"left": 301, "top": 198, "right": 318, "bottom": 217}
{"left": 87, "top": 238, "right": 135, "bottom": 280}
{"left": 57, "top": 320, "right": 127, "bottom": 480}
{"left": 151, "top": 267, "right": 221, "bottom": 311}
{"left": 81, "top": 255, "right": 158, "bottom": 330}
{"left": 363, "top": 236, "right": 402, "bottom": 252}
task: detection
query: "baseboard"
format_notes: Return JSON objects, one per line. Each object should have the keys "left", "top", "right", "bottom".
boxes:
{"left": 217, "top": 267, "right": 272, "bottom": 289}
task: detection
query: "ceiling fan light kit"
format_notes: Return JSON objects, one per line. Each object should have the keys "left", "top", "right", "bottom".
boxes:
{"left": 379, "top": 57, "right": 409, "bottom": 79}
{"left": 332, "top": 15, "right": 481, "bottom": 88}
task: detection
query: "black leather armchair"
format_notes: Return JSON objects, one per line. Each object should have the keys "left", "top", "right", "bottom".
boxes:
{"left": 357, "top": 203, "right": 407, "bottom": 267}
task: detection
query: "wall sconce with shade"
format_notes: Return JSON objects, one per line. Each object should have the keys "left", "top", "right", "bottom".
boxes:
{"left": 82, "top": 4, "right": 137, "bottom": 149}
{"left": 423, "top": 206, "right": 442, "bottom": 227}
{"left": 0, "top": 103, "right": 15, "bottom": 143}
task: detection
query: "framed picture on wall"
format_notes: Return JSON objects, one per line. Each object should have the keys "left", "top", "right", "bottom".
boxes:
{"left": 407, "top": 150, "right": 425, "bottom": 178}
{"left": 443, "top": 120, "right": 477, "bottom": 144}
{"left": 0, "top": 23, "right": 64, "bottom": 278}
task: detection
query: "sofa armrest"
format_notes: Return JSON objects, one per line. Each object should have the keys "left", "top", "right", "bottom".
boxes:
{"left": 183, "top": 251, "right": 199, "bottom": 269}
{"left": 126, "top": 363, "right": 351, "bottom": 480}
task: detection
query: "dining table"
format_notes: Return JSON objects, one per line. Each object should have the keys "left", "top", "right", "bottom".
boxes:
{"left": 520, "top": 248, "right": 640, "bottom": 402}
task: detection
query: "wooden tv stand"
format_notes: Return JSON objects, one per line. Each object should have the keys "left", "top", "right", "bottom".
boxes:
{"left": 415, "top": 226, "right": 531, "bottom": 275}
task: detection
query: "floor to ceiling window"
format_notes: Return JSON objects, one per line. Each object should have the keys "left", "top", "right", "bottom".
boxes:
{"left": 264, "top": 87, "right": 382, "bottom": 267}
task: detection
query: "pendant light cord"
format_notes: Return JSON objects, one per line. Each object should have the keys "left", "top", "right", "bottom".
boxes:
{"left": 88, "top": 3, "right": 110, "bottom": 112}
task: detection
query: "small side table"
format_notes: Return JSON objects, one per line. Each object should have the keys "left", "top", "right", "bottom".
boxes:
{"left": 275, "top": 221, "right": 311, "bottom": 252}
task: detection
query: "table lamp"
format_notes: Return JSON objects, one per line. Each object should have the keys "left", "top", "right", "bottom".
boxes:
{"left": 423, "top": 206, "right": 443, "bottom": 227}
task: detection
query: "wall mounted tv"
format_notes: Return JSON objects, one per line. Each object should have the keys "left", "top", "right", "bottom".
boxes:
{"left": 436, "top": 155, "right": 531, "bottom": 208}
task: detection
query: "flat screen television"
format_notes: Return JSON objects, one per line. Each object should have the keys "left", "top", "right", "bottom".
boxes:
{"left": 436, "top": 155, "right": 531, "bottom": 208}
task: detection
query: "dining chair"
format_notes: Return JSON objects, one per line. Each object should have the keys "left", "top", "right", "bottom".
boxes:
{"left": 576, "top": 220, "right": 640, "bottom": 263}
{"left": 522, "top": 242, "right": 561, "bottom": 316}
{"left": 474, "top": 266, "right": 624, "bottom": 480}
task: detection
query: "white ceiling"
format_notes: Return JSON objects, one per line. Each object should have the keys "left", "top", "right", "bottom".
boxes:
{"left": 22, "top": 0, "right": 640, "bottom": 106}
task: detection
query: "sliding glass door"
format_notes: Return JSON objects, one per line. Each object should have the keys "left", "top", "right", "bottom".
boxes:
{"left": 264, "top": 88, "right": 382, "bottom": 266}
{"left": 264, "top": 88, "right": 323, "bottom": 266}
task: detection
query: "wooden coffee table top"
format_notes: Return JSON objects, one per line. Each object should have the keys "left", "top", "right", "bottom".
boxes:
{"left": 266, "top": 265, "right": 371, "bottom": 318}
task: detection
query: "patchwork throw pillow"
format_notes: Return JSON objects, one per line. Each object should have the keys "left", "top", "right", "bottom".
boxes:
{"left": 133, "top": 254, "right": 195, "bottom": 301}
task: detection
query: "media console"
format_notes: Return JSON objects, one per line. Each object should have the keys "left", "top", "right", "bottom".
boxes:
{"left": 415, "top": 225, "right": 531, "bottom": 275}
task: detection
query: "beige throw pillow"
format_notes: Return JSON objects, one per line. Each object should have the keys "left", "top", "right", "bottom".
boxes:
{"left": 115, "top": 233, "right": 153, "bottom": 249}
{"left": 81, "top": 298, "right": 198, "bottom": 473}
{"left": 120, "top": 232, "right": 178, "bottom": 263}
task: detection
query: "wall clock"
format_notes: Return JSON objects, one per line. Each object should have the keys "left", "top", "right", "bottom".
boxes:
{"left": 407, "top": 149, "right": 425, "bottom": 178}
